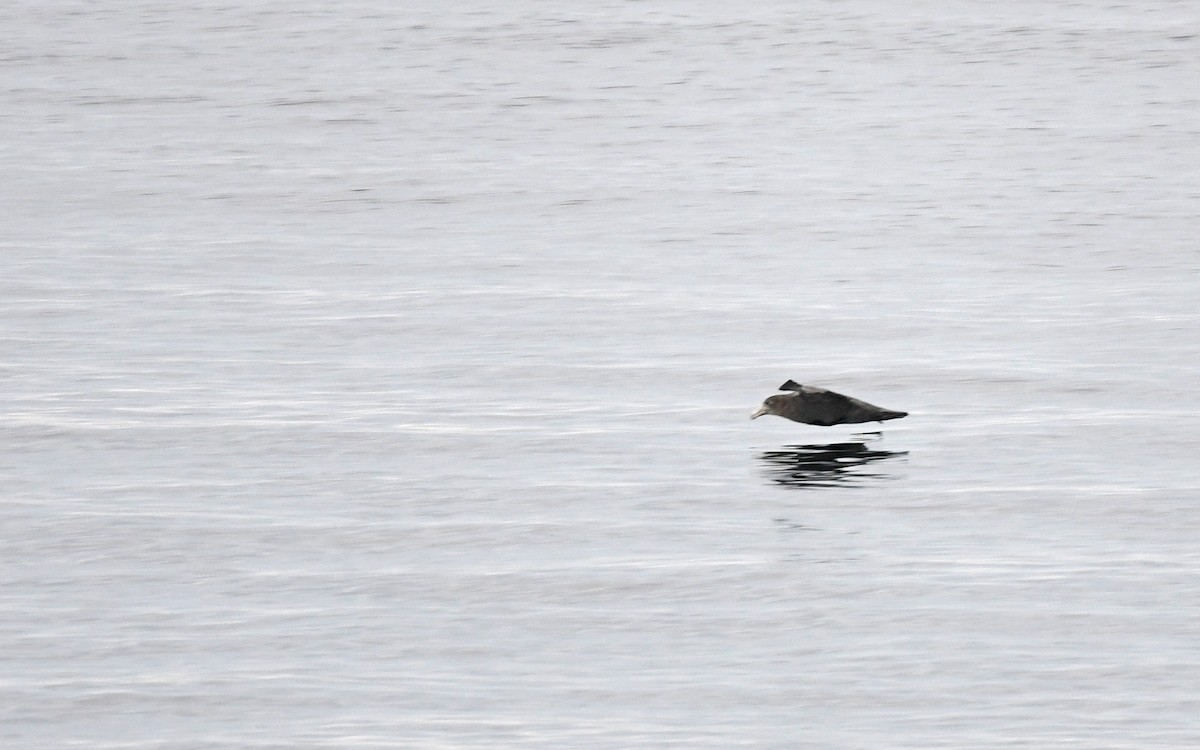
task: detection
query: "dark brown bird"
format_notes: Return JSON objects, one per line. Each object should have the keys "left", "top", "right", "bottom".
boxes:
{"left": 751, "top": 380, "right": 907, "bottom": 426}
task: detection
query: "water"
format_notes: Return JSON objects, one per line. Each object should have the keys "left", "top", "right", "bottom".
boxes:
{"left": 3, "top": 1, "right": 1200, "bottom": 747}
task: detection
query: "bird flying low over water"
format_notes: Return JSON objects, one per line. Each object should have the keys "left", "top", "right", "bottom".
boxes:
{"left": 751, "top": 380, "right": 907, "bottom": 426}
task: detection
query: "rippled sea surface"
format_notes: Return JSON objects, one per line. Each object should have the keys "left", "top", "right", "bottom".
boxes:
{"left": 4, "top": 1, "right": 1200, "bottom": 747}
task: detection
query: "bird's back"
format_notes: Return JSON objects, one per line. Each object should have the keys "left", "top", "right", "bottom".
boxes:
{"left": 787, "top": 386, "right": 906, "bottom": 425}
{"left": 787, "top": 386, "right": 857, "bottom": 426}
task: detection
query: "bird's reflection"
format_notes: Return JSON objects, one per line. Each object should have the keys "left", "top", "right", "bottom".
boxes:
{"left": 758, "top": 437, "right": 907, "bottom": 489}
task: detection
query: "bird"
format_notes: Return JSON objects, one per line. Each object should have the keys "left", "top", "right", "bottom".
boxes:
{"left": 751, "top": 380, "right": 907, "bottom": 426}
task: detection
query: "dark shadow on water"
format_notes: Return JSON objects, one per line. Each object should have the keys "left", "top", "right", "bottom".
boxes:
{"left": 758, "top": 436, "right": 907, "bottom": 489}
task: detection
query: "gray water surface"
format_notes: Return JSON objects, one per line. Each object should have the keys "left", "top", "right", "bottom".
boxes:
{"left": 4, "top": 1, "right": 1200, "bottom": 748}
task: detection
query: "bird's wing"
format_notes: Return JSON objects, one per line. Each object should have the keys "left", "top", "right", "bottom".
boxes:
{"left": 778, "top": 379, "right": 804, "bottom": 391}
{"left": 797, "top": 386, "right": 856, "bottom": 426}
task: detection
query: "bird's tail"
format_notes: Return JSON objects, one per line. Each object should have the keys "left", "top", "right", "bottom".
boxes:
{"left": 877, "top": 409, "right": 907, "bottom": 421}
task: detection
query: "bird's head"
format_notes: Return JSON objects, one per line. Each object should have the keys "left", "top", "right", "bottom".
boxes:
{"left": 751, "top": 395, "right": 786, "bottom": 419}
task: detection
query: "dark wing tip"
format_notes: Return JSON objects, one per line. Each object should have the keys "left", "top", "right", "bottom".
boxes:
{"left": 779, "top": 379, "right": 802, "bottom": 391}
